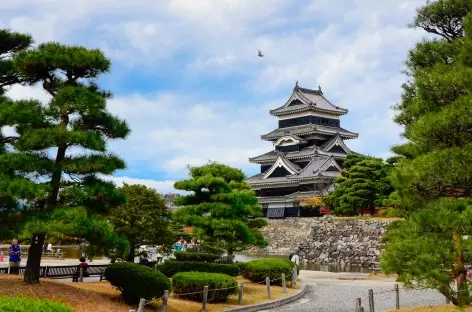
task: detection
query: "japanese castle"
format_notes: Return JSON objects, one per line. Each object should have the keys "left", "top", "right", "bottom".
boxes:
{"left": 246, "top": 82, "right": 358, "bottom": 218}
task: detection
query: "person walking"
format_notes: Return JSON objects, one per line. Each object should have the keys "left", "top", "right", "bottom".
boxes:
{"left": 8, "top": 239, "right": 21, "bottom": 275}
{"left": 290, "top": 252, "right": 300, "bottom": 266}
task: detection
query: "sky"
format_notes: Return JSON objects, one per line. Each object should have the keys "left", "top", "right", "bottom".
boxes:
{"left": 0, "top": 0, "right": 428, "bottom": 194}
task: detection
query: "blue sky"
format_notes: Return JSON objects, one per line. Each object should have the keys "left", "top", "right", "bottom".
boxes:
{"left": 1, "top": 0, "right": 428, "bottom": 193}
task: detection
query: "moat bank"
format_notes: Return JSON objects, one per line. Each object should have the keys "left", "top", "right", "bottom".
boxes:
{"left": 248, "top": 217, "right": 395, "bottom": 268}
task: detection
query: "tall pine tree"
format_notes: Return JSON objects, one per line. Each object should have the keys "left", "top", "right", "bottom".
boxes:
{"left": 381, "top": 0, "right": 472, "bottom": 305}
{"left": 0, "top": 42, "right": 130, "bottom": 283}
{"left": 173, "top": 162, "right": 267, "bottom": 261}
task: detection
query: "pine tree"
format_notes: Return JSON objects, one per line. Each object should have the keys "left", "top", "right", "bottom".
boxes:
{"left": 0, "top": 42, "right": 130, "bottom": 283}
{"left": 108, "top": 183, "right": 172, "bottom": 262}
{"left": 326, "top": 154, "right": 394, "bottom": 216}
{"left": 172, "top": 162, "right": 267, "bottom": 261}
{"left": 381, "top": 0, "right": 472, "bottom": 305}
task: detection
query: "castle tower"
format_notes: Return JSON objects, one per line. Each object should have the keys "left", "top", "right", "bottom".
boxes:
{"left": 246, "top": 83, "right": 358, "bottom": 218}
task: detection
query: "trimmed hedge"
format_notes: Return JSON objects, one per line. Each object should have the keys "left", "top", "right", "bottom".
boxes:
{"left": 234, "top": 262, "right": 248, "bottom": 275}
{"left": 243, "top": 258, "right": 293, "bottom": 285}
{"left": 157, "top": 260, "right": 239, "bottom": 277}
{"left": 0, "top": 297, "right": 74, "bottom": 312}
{"left": 104, "top": 262, "right": 171, "bottom": 304}
{"left": 172, "top": 272, "right": 237, "bottom": 302}
{"left": 174, "top": 251, "right": 220, "bottom": 262}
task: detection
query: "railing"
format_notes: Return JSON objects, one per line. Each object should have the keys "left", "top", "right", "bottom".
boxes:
{"left": 129, "top": 268, "right": 299, "bottom": 312}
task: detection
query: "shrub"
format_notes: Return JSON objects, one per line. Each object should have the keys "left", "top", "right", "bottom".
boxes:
{"left": 104, "top": 262, "right": 171, "bottom": 304}
{"left": 234, "top": 262, "right": 248, "bottom": 275}
{"left": 0, "top": 297, "right": 74, "bottom": 312}
{"left": 172, "top": 272, "right": 237, "bottom": 302}
{"left": 157, "top": 260, "right": 239, "bottom": 277}
{"left": 174, "top": 251, "right": 220, "bottom": 262}
{"left": 243, "top": 258, "right": 293, "bottom": 285}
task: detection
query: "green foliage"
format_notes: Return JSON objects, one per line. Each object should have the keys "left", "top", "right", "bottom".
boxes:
{"left": 381, "top": 198, "right": 472, "bottom": 305}
{"left": 104, "top": 262, "right": 171, "bottom": 304}
{"left": 382, "top": 1, "right": 472, "bottom": 306}
{"left": 172, "top": 162, "right": 267, "bottom": 257}
{"left": 108, "top": 183, "right": 172, "bottom": 261}
{"left": 157, "top": 260, "right": 240, "bottom": 277}
{"left": 172, "top": 272, "right": 237, "bottom": 302}
{"left": 327, "top": 154, "right": 395, "bottom": 216}
{"left": 234, "top": 262, "right": 248, "bottom": 275}
{"left": 173, "top": 251, "right": 220, "bottom": 262}
{"left": 243, "top": 258, "right": 293, "bottom": 285}
{"left": 0, "top": 297, "right": 74, "bottom": 312}
{"left": 0, "top": 40, "right": 131, "bottom": 282}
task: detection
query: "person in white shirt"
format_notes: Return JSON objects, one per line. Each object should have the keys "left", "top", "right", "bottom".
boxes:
{"left": 290, "top": 253, "right": 300, "bottom": 265}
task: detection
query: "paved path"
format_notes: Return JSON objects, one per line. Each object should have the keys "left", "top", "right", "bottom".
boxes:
{"left": 260, "top": 271, "right": 446, "bottom": 312}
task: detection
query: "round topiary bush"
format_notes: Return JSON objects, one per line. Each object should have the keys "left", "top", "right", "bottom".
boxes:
{"left": 0, "top": 297, "right": 74, "bottom": 312}
{"left": 173, "top": 251, "right": 220, "bottom": 262}
{"left": 243, "top": 258, "right": 293, "bottom": 285}
{"left": 105, "top": 262, "right": 171, "bottom": 304}
{"left": 172, "top": 272, "right": 237, "bottom": 302}
{"left": 157, "top": 260, "right": 239, "bottom": 277}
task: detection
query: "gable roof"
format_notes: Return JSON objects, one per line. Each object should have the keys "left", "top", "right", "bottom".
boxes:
{"left": 247, "top": 155, "right": 342, "bottom": 186}
{"left": 262, "top": 155, "right": 301, "bottom": 179}
{"left": 270, "top": 84, "right": 348, "bottom": 117}
{"left": 274, "top": 134, "right": 307, "bottom": 146}
{"left": 320, "top": 134, "right": 351, "bottom": 154}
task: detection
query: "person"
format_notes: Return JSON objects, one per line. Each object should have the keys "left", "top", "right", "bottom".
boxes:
{"left": 73, "top": 257, "right": 90, "bottom": 282}
{"left": 172, "top": 240, "right": 183, "bottom": 252}
{"left": 8, "top": 239, "right": 21, "bottom": 275}
{"left": 156, "top": 248, "right": 164, "bottom": 264}
{"left": 289, "top": 251, "right": 295, "bottom": 261}
{"left": 182, "top": 240, "right": 188, "bottom": 252}
{"left": 290, "top": 252, "right": 300, "bottom": 266}
{"left": 139, "top": 253, "right": 154, "bottom": 267}
{"left": 56, "top": 248, "right": 64, "bottom": 259}
{"left": 47, "top": 243, "right": 53, "bottom": 253}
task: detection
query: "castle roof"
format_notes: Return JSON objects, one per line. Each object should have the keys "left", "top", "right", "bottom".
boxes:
{"left": 261, "top": 124, "right": 358, "bottom": 141}
{"left": 270, "top": 84, "right": 348, "bottom": 117}
{"left": 249, "top": 134, "right": 351, "bottom": 164}
{"left": 247, "top": 155, "right": 341, "bottom": 186}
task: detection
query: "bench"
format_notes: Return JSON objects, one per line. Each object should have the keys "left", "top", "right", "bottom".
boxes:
{"left": 0, "top": 265, "right": 107, "bottom": 282}
{"left": 44, "top": 265, "right": 107, "bottom": 282}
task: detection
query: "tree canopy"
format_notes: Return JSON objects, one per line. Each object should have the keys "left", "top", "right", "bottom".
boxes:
{"left": 381, "top": 0, "right": 472, "bottom": 305}
{"left": 0, "top": 39, "right": 130, "bottom": 283}
{"left": 326, "top": 154, "right": 394, "bottom": 215}
{"left": 172, "top": 162, "right": 267, "bottom": 259}
{"left": 109, "top": 183, "right": 172, "bottom": 261}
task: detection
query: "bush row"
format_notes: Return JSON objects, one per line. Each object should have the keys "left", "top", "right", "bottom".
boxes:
{"left": 173, "top": 251, "right": 221, "bottom": 262}
{"left": 172, "top": 272, "right": 237, "bottom": 302}
{"left": 157, "top": 260, "right": 239, "bottom": 277}
{"left": 243, "top": 258, "right": 298, "bottom": 285}
{"left": 105, "top": 262, "right": 171, "bottom": 304}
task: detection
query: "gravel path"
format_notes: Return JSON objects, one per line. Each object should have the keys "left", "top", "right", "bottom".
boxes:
{"left": 260, "top": 284, "right": 446, "bottom": 312}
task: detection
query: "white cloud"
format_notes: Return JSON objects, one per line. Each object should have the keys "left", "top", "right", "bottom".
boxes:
{"left": 0, "top": 0, "right": 430, "bottom": 192}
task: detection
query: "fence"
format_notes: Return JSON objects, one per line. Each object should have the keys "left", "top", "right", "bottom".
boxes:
{"left": 355, "top": 284, "right": 401, "bottom": 312}
{"left": 128, "top": 268, "right": 299, "bottom": 312}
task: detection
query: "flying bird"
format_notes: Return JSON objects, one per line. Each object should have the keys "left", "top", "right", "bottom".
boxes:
{"left": 258, "top": 50, "right": 264, "bottom": 57}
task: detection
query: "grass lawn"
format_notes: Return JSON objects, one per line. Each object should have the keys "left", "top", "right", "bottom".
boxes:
{"left": 388, "top": 305, "right": 472, "bottom": 312}
{"left": 0, "top": 275, "right": 300, "bottom": 312}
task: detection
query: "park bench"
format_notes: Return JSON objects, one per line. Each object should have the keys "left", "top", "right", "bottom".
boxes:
{"left": 43, "top": 264, "right": 107, "bottom": 281}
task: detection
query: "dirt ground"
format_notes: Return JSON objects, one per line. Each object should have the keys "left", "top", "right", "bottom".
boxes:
{"left": 0, "top": 275, "right": 300, "bottom": 312}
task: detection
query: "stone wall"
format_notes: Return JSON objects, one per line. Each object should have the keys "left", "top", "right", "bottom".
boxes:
{"left": 251, "top": 217, "right": 393, "bottom": 267}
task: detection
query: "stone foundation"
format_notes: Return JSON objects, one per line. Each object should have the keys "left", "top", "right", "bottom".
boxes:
{"left": 251, "top": 217, "right": 393, "bottom": 267}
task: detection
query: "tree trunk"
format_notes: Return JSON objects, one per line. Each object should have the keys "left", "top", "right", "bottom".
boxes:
{"left": 452, "top": 231, "right": 469, "bottom": 306}
{"left": 127, "top": 246, "right": 135, "bottom": 262}
{"left": 227, "top": 245, "right": 234, "bottom": 264}
{"left": 23, "top": 233, "right": 45, "bottom": 284}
